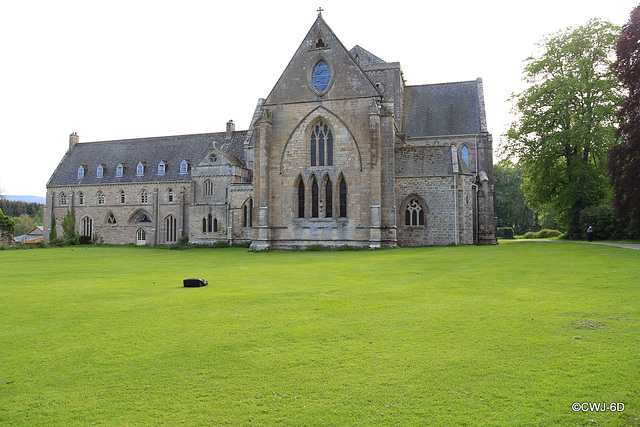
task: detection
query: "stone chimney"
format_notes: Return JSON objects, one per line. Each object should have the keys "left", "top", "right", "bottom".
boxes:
{"left": 226, "top": 120, "right": 235, "bottom": 139}
{"left": 69, "top": 132, "right": 79, "bottom": 149}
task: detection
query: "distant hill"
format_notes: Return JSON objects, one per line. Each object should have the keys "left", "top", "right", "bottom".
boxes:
{"left": 3, "top": 195, "right": 46, "bottom": 204}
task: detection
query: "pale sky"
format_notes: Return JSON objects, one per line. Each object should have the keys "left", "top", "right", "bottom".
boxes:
{"left": 1, "top": 0, "right": 637, "bottom": 197}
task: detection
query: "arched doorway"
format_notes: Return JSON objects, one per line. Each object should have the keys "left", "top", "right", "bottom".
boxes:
{"left": 136, "top": 228, "right": 147, "bottom": 246}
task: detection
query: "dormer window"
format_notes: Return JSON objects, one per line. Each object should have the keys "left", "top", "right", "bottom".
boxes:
{"left": 180, "top": 160, "right": 188, "bottom": 174}
{"left": 116, "top": 163, "right": 124, "bottom": 177}
{"left": 136, "top": 162, "right": 145, "bottom": 176}
{"left": 77, "top": 165, "right": 85, "bottom": 179}
{"left": 96, "top": 164, "right": 104, "bottom": 178}
{"left": 158, "top": 161, "right": 166, "bottom": 175}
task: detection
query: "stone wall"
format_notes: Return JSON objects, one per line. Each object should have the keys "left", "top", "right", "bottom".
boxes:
{"left": 45, "top": 181, "right": 190, "bottom": 245}
{"left": 262, "top": 98, "right": 379, "bottom": 248}
{"left": 394, "top": 143, "right": 473, "bottom": 246}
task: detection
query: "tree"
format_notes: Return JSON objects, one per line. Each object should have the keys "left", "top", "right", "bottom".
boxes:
{"left": 494, "top": 159, "right": 538, "bottom": 234}
{"left": 609, "top": 5, "right": 640, "bottom": 224}
{"left": 61, "top": 210, "right": 77, "bottom": 244}
{"left": 504, "top": 19, "right": 622, "bottom": 238}
{"left": 0, "top": 199, "right": 43, "bottom": 219}
{"left": 0, "top": 208, "right": 16, "bottom": 237}
{"left": 13, "top": 214, "right": 36, "bottom": 237}
{"left": 49, "top": 216, "right": 57, "bottom": 241}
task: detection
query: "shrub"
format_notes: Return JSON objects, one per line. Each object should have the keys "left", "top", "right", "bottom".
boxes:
{"left": 522, "top": 229, "right": 562, "bottom": 239}
{"left": 497, "top": 227, "right": 515, "bottom": 239}
{"left": 579, "top": 204, "right": 626, "bottom": 240}
{"left": 536, "top": 229, "right": 563, "bottom": 239}
{"left": 336, "top": 244, "right": 367, "bottom": 251}
{"left": 49, "top": 238, "right": 65, "bottom": 247}
{"left": 78, "top": 235, "right": 92, "bottom": 245}
{"left": 49, "top": 217, "right": 57, "bottom": 241}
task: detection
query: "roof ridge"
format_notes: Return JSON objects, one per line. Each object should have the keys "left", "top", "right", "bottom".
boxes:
{"left": 406, "top": 79, "right": 478, "bottom": 88}
{"left": 79, "top": 130, "right": 249, "bottom": 145}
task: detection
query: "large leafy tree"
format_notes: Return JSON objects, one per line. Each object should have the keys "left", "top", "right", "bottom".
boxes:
{"left": 609, "top": 5, "right": 640, "bottom": 224}
{"left": 504, "top": 19, "right": 622, "bottom": 238}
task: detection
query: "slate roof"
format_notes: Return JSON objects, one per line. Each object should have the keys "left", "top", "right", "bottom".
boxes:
{"left": 348, "top": 45, "right": 386, "bottom": 67}
{"left": 48, "top": 131, "right": 247, "bottom": 187}
{"left": 403, "top": 81, "right": 482, "bottom": 137}
{"left": 395, "top": 145, "right": 453, "bottom": 176}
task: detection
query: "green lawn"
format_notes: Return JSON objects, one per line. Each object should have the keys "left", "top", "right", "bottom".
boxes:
{"left": 0, "top": 242, "right": 638, "bottom": 426}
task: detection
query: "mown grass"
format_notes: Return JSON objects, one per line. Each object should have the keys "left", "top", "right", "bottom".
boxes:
{"left": 0, "top": 242, "right": 638, "bottom": 426}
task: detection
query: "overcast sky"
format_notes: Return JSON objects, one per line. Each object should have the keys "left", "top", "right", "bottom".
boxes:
{"left": 1, "top": 0, "right": 637, "bottom": 198}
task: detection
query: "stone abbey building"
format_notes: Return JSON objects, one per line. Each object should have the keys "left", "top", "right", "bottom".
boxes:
{"left": 45, "top": 13, "right": 497, "bottom": 249}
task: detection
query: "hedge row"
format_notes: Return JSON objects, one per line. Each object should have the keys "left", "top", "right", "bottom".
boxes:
{"left": 523, "top": 229, "right": 563, "bottom": 239}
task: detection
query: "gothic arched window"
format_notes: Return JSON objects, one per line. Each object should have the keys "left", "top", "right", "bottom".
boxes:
{"left": 243, "top": 198, "right": 253, "bottom": 227}
{"left": 297, "top": 178, "right": 305, "bottom": 218}
{"left": 311, "top": 176, "right": 319, "bottom": 218}
{"left": 405, "top": 198, "right": 425, "bottom": 226}
{"left": 204, "top": 180, "right": 213, "bottom": 197}
{"left": 310, "top": 120, "right": 333, "bottom": 166}
{"left": 461, "top": 145, "right": 469, "bottom": 166}
{"left": 324, "top": 177, "right": 333, "bottom": 218}
{"left": 165, "top": 215, "right": 177, "bottom": 242}
{"left": 339, "top": 177, "right": 347, "bottom": 218}
{"left": 81, "top": 216, "right": 92, "bottom": 237}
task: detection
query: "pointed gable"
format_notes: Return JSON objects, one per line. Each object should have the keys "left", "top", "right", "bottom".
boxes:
{"left": 349, "top": 45, "right": 386, "bottom": 67}
{"left": 265, "top": 15, "right": 381, "bottom": 106}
